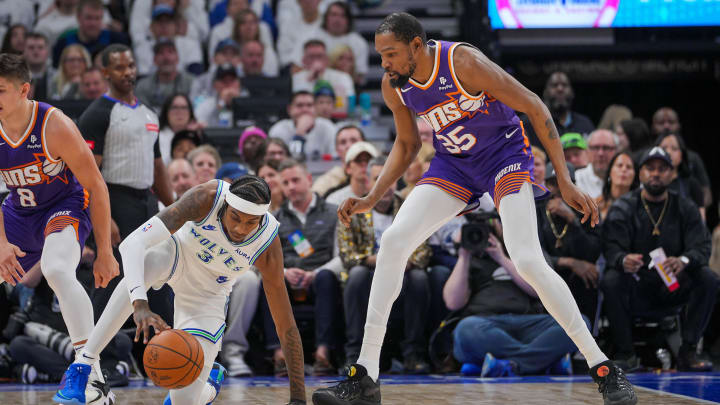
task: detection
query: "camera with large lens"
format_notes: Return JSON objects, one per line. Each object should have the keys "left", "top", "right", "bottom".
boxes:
{"left": 460, "top": 211, "right": 499, "bottom": 256}
{"left": 2, "top": 310, "right": 29, "bottom": 341}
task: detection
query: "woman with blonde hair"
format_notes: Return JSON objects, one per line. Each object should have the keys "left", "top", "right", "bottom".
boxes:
{"left": 49, "top": 44, "right": 91, "bottom": 100}
{"left": 329, "top": 44, "right": 355, "bottom": 81}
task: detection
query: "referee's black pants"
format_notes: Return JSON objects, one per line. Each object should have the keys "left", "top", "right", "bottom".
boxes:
{"left": 90, "top": 184, "right": 174, "bottom": 326}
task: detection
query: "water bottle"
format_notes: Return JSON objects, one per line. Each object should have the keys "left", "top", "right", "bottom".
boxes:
{"left": 656, "top": 348, "right": 671, "bottom": 370}
{"left": 358, "top": 93, "right": 372, "bottom": 127}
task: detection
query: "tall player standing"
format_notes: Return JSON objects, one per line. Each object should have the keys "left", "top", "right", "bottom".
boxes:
{"left": 313, "top": 13, "right": 636, "bottom": 405}
{"left": 0, "top": 53, "right": 119, "bottom": 403}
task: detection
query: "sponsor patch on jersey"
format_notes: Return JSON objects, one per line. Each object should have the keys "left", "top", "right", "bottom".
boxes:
{"left": 142, "top": 223, "right": 153, "bottom": 232}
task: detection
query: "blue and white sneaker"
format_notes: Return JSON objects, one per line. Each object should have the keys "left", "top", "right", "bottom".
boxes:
{"left": 53, "top": 363, "right": 91, "bottom": 404}
{"left": 480, "top": 353, "right": 517, "bottom": 378}
{"left": 206, "top": 362, "right": 226, "bottom": 404}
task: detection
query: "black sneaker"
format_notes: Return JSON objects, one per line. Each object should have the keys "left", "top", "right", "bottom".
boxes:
{"left": 312, "top": 364, "right": 381, "bottom": 405}
{"left": 590, "top": 360, "right": 638, "bottom": 405}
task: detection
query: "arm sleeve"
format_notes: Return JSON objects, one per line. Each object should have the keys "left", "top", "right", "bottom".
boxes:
{"left": 78, "top": 98, "right": 113, "bottom": 156}
{"left": 119, "top": 216, "right": 172, "bottom": 303}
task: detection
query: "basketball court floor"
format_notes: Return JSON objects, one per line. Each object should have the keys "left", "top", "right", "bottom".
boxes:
{"left": 1, "top": 372, "right": 720, "bottom": 404}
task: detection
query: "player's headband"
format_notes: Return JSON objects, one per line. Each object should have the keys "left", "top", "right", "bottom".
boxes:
{"left": 225, "top": 193, "right": 269, "bottom": 216}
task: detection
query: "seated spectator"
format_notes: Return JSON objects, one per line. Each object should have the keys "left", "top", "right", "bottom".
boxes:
{"left": 313, "top": 80, "right": 335, "bottom": 120}
{"left": 208, "top": 0, "right": 274, "bottom": 67}
{"left": 337, "top": 155, "right": 433, "bottom": 373}
{"left": 598, "top": 104, "right": 632, "bottom": 132}
{"left": 135, "top": 39, "right": 194, "bottom": 113}
{"left": 257, "top": 159, "right": 285, "bottom": 212}
{"left": 397, "top": 143, "right": 435, "bottom": 199}
{"left": 34, "top": 0, "right": 81, "bottom": 46}
{"left": 311, "top": 125, "right": 364, "bottom": 197}
{"left": 268, "top": 91, "right": 337, "bottom": 161}
{"left": 238, "top": 40, "right": 268, "bottom": 77}
{"left": 170, "top": 129, "right": 205, "bottom": 160}
{"left": 575, "top": 129, "right": 617, "bottom": 199}
{"left": 618, "top": 118, "right": 652, "bottom": 155}
{"left": 23, "top": 32, "right": 55, "bottom": 101}
{"left": 292, "top": 40, "right": 354, "bottom": 114}
{"left": 159, "top": 93, "right": 203, "bottom": 165}
{"left": 0, "top": 1, "right": 34, "bottom": 43}
{"left": 596, "top": 151, "right": 637, "bottom": 221}
{"left": 446, "top": 221, "right": 582, "bottom": 377}
{"left": 601, "top": 147, "right": 718, "bottom": 372}
{"left": 230, "top": 9, "right": 278, "bottom": 77}
{"left": 167, "top": 158, "right": 198, "bottom": 200}
{"left": 78, "top": 66, "right": 107, "bottom": 99}
{"left": 326, "top": 141, "right": 378, "bottom": 205}
{"left": 49, "top": 44, "right": 91, "bottom": 100}
{"left": 276, "top": 0, "right": 325, "bottom": 67}
{"left": 187, "top": 144, "right": 221, "bottom": 184}
{"left": 208, "top": 0, "right": 276, "bottom": 32}
{"left": 52, "top": 0, "right": 129, "bottom": 68}
{"left": 222, "top": 266, "right": 261, "bottom": 377}
{"left": 0, "top": 24, "right": 26, "bottom": 55}
{"left": 264, "top": 137, "right": 291, "bottom": 163}
{"left": 190, "top": 39, "right": 242, "bottom": 104}
{"left": 538, "top": 162, "right": 601, "bottom": 325}
{"left": 560, "top": 133, "right": 588, "bottom": 170}
{"left": 328, "top": 44, "right": 355, "bottom": 85}
{"left": 129, "top": 0, "right": 209, "bottom": 46}
{"left": 656, "top": 133, "right": 705, "bottom": 219}
{"left": 133, "top": 4, "right": 204, "bottom": 76}
{"left": 238, "top": 126, "right": 268, "bottom": 171}
{"left": 417, "top": 117, "right": 434, "bottom": 145}
{"left": 194, "top": 64, "right": 248, "bottom": 127}
{"left": 532, "top": 146, "right": 547, "bottom": 188}
{"left": 261, "top": 159, "right": 342, "bottom": 376}
{"left": 215, "top": 161, "right": 249, "bottom": 183}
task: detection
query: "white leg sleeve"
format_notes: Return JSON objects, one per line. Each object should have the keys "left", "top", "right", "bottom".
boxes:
{"left": 499, "top": 182, "right": 608, "bottom": 368}
{"left": 357, "top": 185, "right": 466, "bottom": 380}
{"left": 169, "top": 338, "right": 219, "bottom": 405}
{"left": 41, "top": 227, "right": 91, "bottom": 346}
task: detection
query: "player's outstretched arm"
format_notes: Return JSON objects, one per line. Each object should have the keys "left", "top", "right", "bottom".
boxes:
{"left": 256, "top": 237, "right": 306, "bottom": 404}
{"left": 451, "top": 45, "right": 598, "bottom": 226}
{"left": 44, "top": 110, "right": 120, "bottom": 287}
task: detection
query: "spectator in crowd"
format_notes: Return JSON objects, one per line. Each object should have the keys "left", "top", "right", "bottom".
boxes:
{"left": 337, "top": 155, "right": 433, "bottom": 373}
{"left": 651, "top": 107, "right": 711, "bottom": 207}
{"left": 166, "top": 158, "right": 198, "bottom": 200}
{"left": 596, "top": 151, "right": 637, "bottom": 221}
{"left": 170, "top": 129, "right": 205, "bottom": 160}
{"left": 133, "top": 4, "right": 203, "bottom": 76}
{"left": 231, "top": 9, "right": 278, "bottom": 76}
{"left": 208, "top": 0, "right": 274, "bottom": 66}
{"left": 189, "top": 38, "right": 241, "bottom": 104}
{"left": 598, "top": 104, "right": 632, "bottom": 132}
{"left": 238, "top": 40, "right": 268, "bottom": 77}
{"left": 129, "top": 0, "right": 209, "bottom": 46}
{"left": 238, "top": 126, "right": 268, "bottom": 171}
{"left": 0, "top": 1, "right": 34, "bottom": 43}
{"left": 560, "top": 132, "right": 588, "bottom": 170}
{"left": 79, "top": 44, "right": 174, "bottom": 324}
{"left": 187, "top": 144, "right": 222, "bottom": 184}
{"left": 538, "top": 162, "right": 601, "bottom": 325}
{"left": 49, "top": 43, "right": 91, "bottom": 99}
{"left": 521, "top": 72, "right": 595, "bottom": 148}
{"left": 445, "top": 219, "right": 581, "bottom": 377}
{"left": 417, "top": 117, "right": 434, "bottom": 145}
{"left": 276, "top": 0, "right": 324, "bottom": 67}
{"left": 158, "top": 93, "right": 203, "bottom": 165}
{"left": 0, "top": 24, "right": 26, "bottom": 54}
{"left": 194, "top": 64, "right": 247, "bottom": 127}
{"left": 134, "top": 39, "right": 193, "bottom": 113}
{"left": 292, "top": 40, "right": 354, "bottom": 112}
{"left": 35, "top": 0, "right": 81, "bottom": 46}
{"left": 311, "top": 125, "right": 364, "bottom": 197}
{"left": 215, "top": 161, "right": 249, "bottom": 183}
{"left": 78, "top": 66, "right": 107, "bottom": 99}
{"left": 614, "top": 118, "right": 649, "bottom": 154}
{"left": 264, "top": 137, "right": 291, "bottom": 163}
{"left": 262, "top": 159, "right": 341, "bottom": 376}
{"left": 532, "top": 146, "right": 547, "bottom": 188}
{"left": 313, "top": 80, "right": 335, "bottom": 120}
{"left": 328, "top": 44, "right": 355, "bottom": 85}
{"left": 575, "top": 129, "right": 617, "bottom": 199}
{"left": 268, "top": 91, "right": 336, "bottom": 161}
{"left": 326, "top": 141, "right": 378, "bottom": 205}
{"left": 257, "top": 159, "right": 285, "bottom": 212}
{"left": 397, "top": 143, "right": 435, "bottom": 200}
{"left": 656, "top": 133, "right": 705, "bottom": 219}
{"left": 52, "top": 0, "right": 129, "bottom": 68}
{"left": 601, "top": 147, "right": 718, "bottom": 372}
{"left": 22, "top": 32, "right": 55, "bottom": 101}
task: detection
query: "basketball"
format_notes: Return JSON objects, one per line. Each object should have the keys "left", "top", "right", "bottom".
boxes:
{"left": 458, "top": 94, "right": 483, "bottom": 112}
{"left": 143, "top": 329, "right": 204, "bottom": 389}
{"left": 42, "top": 159, "right": 65, "bottom": 177}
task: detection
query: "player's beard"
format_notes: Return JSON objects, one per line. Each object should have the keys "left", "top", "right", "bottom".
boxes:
{"left": 388, "top": 59, "right": 416, "bottom": 88}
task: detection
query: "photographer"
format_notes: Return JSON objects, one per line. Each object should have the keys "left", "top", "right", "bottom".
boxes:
{"left": 444, "top": 215, "right": 583, "bottom": 377}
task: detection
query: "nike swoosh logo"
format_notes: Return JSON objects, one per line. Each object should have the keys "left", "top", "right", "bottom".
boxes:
{"left": 400, "top": 87, "right": 412, "bottom": 93}
{"left": 505, "top": 128, "right": 519, "bottom": 139}
{"left": 130, "top": 286, "right": 140, "bottom": 293}
{"left": 82, "top": 353, "right": 94, "bottom": 359}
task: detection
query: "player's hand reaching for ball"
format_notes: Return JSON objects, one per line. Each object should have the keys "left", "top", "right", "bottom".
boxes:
{"left": 558, "top": 180, "right": 599, "bottom": 227}
{"left": 0, "top": 242, "right": 25, "bottom": 286}
{"left": 93, "top": 251, "right": 119, "bottom": 288}
{"left": 337, "top": 197, "right": 375, "bottom": 227}
{"left": 132, "top": 299, "right": 170, "bottom": 344}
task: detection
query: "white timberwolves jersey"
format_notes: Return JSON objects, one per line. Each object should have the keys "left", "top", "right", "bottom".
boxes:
{"left": 172, "top": 180, "right": 279, "bottom": 297}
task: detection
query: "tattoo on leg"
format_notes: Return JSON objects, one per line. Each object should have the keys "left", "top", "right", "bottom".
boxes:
{"left": 545, "top": 118, "right": 559, "bottom": 140}
{"left": 283, "top": 327, "right": 306, "bottom": 401}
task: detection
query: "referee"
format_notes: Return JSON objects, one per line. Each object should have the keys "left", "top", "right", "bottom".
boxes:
{"left": 79, "top": 44, "right": 174, "bottom": 323}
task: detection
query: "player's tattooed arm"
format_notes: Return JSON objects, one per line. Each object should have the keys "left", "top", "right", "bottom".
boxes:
{"left": 545, "top": 118, "right": 559, "bottom": 140}
{"left": 157, "top": 181, "right": 218, "bottom": 233}
{"left": 283, "top": 327, "right": 306, "bottom": 401}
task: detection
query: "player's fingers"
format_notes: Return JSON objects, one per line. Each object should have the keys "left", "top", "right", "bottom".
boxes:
{"left": 12, "top": 246, "right": 26, "bottom": 257}
{"left": 143, "top": 322, "right": 151, "bottom": 344}
{"left": 578, "top": 195, "right": 591, "bottom": 224}
{"left": 94, "top": 270, "right": 101, "bottom": 288}
{"left": 11, "top": 260, "right": 24, "bottom": 282}
{"left": 134, "top": 325, "right": 142, "bottom": 342}
{"left": 0, "top": 267, "right": 16, "bottom": 286}
{"left": 589, "top": 196, "right": 600, "bottom": 227}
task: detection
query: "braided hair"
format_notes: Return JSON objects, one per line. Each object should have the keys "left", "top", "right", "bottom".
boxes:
{"left": 219, "top": 175, "right": 272, "bottom": 218}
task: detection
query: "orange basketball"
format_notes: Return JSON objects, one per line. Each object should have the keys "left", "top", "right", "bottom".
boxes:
{"left": 143, "top": 329, "right": 204, "bottom": 389}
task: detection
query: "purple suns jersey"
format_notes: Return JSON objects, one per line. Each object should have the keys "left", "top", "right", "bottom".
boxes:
{"left": 395, "top": 39, "right": 546, "bottom": 207}
{"left": 0, "top": 101, "right": 87, "bottom": 211}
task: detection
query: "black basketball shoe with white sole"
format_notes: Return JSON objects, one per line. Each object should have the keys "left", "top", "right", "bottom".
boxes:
{"left": 312, "top": 364, "right": 381, "bottom": 405}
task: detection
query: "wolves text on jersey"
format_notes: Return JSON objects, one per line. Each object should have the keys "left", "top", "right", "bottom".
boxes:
{"left": 188, "top": 227, "right": 245, "bottom": 272}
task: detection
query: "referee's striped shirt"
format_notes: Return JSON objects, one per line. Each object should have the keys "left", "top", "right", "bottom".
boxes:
{"left": 79, "top": 94, "right": 161, "bottom": 190}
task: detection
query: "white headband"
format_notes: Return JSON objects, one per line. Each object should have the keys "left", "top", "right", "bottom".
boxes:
{"left": 225, "top": 193, "right": 270, "bottom": 216}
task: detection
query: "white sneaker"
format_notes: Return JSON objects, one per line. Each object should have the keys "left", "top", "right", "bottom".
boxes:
{"left": 226, "top": 354, "right": 252, "bottom": 377}
{"left": 86, "top": 367, "right": 115, "bottom": 405}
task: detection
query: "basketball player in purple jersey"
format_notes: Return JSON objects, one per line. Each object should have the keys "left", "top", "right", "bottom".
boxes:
{"left": 0, "top": 54, "right": 119, "bottom": 404}
{"left": 313, "top": 13, "right": 636, "bottom": 405}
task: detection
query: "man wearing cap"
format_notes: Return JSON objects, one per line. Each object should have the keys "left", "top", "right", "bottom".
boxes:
{"left": 135, "top": 38, "right": 194, "bottom": 112}
{"left": 195, "top": 64, "right": 248, "bottom": 127}
{"left": 326, "top": 142, "right": 379, "bottom": 206}
{"left": 602, "top": 146, "right": 718, "bottom": 372}
{"left": 313, "top": 80, "right": 336, "bottom": 120}
{"left": 191, "top": 39, "right": 243, "bottom": 104}
{"left": 561, "top": 133, "right": 589, "bottom": 170}
{"left": 575, "top": 129, "right": 617, "bottom": 199}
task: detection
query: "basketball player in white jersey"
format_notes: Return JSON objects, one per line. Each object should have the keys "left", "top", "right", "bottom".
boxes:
{"left": 54, "top": 176, "right": 307, "bottom": 405}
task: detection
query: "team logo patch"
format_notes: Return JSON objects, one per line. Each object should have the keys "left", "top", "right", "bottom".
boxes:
{"left": 202, "top": 225, "right": 216, "bottom": 231}
{"left": 142, "top": 223, "right": 153, "bottom": 232}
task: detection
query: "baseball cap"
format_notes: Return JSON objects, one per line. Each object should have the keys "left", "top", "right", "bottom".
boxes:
{"left": 214, "top": 38, "right": 241, "bottom": 55}
{"left": 216, "top": 162, "right": 249, "bottom": 182}
{"left": 214, "top": 63, "right": 238, "bottom": 81}
{"left": 345, "top": 141, "right": 379, "bottom": 164}
{"left": 545, "top": 161, "right": 576, "bottom": 183}
{"left": 171, "top": 130, "right": 206, "bottom": 152}
{"left": 639, "top": 146, "right": 673, "bottom": 168}
{"left": 313, "top": 80, "right": 335, "bottom": 100}
{"left": 151, "top": 4, "right": 175, "bottom": 20}
{"left": 153, "top": 37, "right": 176, "bottom": 54}
{"left": 560, "top": 133, "right": 587, "bottom": 150}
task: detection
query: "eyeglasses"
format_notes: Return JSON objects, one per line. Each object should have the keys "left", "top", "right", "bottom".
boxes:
{"left": 588, "top": 145, "right": 616, "bottom": 152}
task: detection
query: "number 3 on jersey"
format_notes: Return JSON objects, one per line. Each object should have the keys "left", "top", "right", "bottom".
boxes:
{"left": 17, "top": 188, "right": 37, "bottom": 207}
{"left": 436, "top": 126, "right": 476, "bottom": 154}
